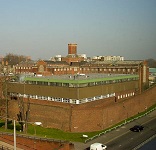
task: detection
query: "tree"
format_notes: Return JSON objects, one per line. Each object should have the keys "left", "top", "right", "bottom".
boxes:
{"left": 3, "top": 53, "right": 31, "bottom": 67}
{"left": 17, "top": 96, "right": 30, "bottom": 133}
{"left": 146, "top": 59, "right": 156, "bottom": 68}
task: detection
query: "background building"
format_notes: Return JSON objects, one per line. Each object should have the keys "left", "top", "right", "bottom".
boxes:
{"left": 68, "top": 43, "right": 77, "bottom": 55}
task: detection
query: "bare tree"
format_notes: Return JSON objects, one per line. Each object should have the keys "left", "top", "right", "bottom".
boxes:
{"left": 146, "top": 59, "right": 156, "bottom": 68}
{"left": 3, "top": 53, "right": 31, "bottom": 67}
{"left": 17, "top": 96, "right": 30, "bottom": 133}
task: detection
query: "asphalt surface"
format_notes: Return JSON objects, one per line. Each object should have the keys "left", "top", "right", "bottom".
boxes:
{"left": 106, "top": 117, "right": 156, "bottom": 150}
{"left": 73, "top": 109, "right": 156, "bottom": 150}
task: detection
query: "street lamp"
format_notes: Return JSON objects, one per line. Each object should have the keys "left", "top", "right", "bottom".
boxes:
{"left": 14, "top": 121, "right": 42, "bottom": 150}
{"left": 34, "top": 122, "right": 42, "bottom": 126}
{"left": 33, "top": 122, "right": 42, "bottom": 136}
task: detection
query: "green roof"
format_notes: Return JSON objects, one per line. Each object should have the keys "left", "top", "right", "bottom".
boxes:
{"left": 24, "top": 74, "right": 139, "bottom": 84}
{"left": 149, "top": 68, "right": 156, "bottom": 73}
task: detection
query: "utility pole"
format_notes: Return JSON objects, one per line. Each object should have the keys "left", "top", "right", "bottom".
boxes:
{"left": 14, "top": 119, "right": 16, "bottom": 150}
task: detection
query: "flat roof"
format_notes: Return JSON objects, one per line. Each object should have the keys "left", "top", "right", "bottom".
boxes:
{"left": 149, "top": 68, "right": 156, "bottom": 73}
{"left": 24, "top": 74, "right": 139, "bottom": 84}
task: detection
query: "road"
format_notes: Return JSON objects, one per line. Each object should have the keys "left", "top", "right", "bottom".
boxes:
{"left": 73, "top": 109, "right": 156, "bottom": 150}
{"left": 106, "top": 117, "right": 156, "bottom": 150}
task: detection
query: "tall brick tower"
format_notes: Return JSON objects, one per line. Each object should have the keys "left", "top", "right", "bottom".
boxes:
{"left": 68, "top": 43, "right": 77, "bottom": 55}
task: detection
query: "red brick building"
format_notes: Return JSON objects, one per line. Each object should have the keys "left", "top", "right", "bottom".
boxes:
{"left": 13, "top": 44, "right": 149, "bottom": 84}
{"left": 0, "top": 43, "right": 151, "bottom": 133}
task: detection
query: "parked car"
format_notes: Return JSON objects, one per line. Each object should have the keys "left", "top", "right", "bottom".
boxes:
{"left": 130, "top": 125, "right": 144, "bottom": 132}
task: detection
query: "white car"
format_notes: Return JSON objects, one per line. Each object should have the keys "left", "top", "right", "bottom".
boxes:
{"left": 90, "top": 143, "right": 107, "bottom": 150}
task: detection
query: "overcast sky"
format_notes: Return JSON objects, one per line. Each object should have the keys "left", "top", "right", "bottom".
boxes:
{"left": 0, "top": 0, "right": 156, "bottom": 60}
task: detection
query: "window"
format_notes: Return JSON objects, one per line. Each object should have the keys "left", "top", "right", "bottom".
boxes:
{"left": 128, "top": 69, "right": 131, "bottom": 72}
{"left": 74, "top": 68, "right": 77, "bottom": 71}
{"left": 39, "top": 65, "right": 44, "bottom": 72}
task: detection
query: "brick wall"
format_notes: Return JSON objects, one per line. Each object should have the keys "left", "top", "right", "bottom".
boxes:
{"left": 71, "top": 85, "right": 156, "bottom": 132}
{"left": 8, "top": 85, "right": 156, "bottom": 133}
{"left": 0, "top": 133, "right": 74, "bottom": 150}
{"left": 8, "top": 99, "right": 72, "bottom": 132}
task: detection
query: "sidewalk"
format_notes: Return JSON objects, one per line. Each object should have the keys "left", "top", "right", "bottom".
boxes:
{"left": 73, "top": 109, "right": 156, "bottom": 150}
{"left": 0, "top": 141, "right": 23, "bottom": 150}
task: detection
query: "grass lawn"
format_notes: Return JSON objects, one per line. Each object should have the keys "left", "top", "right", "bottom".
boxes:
{"left": 27, "top": 125, "right": 100, "bottom": 142}
{"left": 0, "top": 120, "right": 100, "bottom": 143}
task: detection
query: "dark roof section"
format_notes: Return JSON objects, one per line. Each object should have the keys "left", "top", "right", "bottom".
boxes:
{"left": 17, "top": 60, "right": 36, "bottom": 66}
{"left": 44, "top": 60, "right": 69, "bottom": 65}
{"left": 81, "top": 60, "right": 143, "bottom": 67}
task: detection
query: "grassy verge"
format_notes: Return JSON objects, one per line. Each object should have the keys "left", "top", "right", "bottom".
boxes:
{"left": 0, "top": 120, "right": 100, "bottom": 143}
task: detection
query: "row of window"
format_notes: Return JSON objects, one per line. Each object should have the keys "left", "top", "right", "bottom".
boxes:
{"left": 15, "top": 66, "right": 138, "bottom": 73}
{"left": 117, "top": 92, "right": 135, "bottom": 99}
{"left": 15, "top": 67, "right": 32, "bottom": 69}
{"left": 10, "top": 92, "right": 135, "bottom": 104}
{"left": 54, "top": 68, "right": 137, "bottom": 72}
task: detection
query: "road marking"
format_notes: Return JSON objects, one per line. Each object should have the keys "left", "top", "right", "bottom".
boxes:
{"left": 105, "top": 130, "right": 130, "bottom": 144}
{"left": 105, "top": 113, "right": 156, "bottom": 144}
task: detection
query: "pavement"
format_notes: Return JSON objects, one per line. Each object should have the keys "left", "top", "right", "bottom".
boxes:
{"left": 0, "top": 141, "right": 23, "bottom": 150}
{"left": 73, "top": 109, "right": 156, "bottom": 150}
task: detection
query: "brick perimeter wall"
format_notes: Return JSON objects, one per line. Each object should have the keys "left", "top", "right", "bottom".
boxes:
{"left": 8, "top": 86, "right": 156, "bottom": 133}
{"left": 71, "top": 85, "right": 156, "bottom": 132}
{"left": 8, "top": 99, "right": 72, "bottom": 132}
